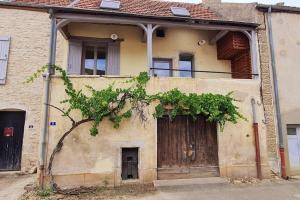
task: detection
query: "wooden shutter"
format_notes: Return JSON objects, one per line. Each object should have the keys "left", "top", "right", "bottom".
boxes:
{"left": 107, "top": 42, "right": 120, "bottom": 75}
{"left": 67, "top": 40, "right": 82, "bottom": 75}
{"left": 0, "top": 36, "right": 11, "bottom": 84}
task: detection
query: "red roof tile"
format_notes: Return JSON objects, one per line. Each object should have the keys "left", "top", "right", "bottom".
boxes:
{"left": 13, "top": 0, "right": 221, "bottom": 20}
{"left": 14, "top": 0, "right": 70, "bottom": 7}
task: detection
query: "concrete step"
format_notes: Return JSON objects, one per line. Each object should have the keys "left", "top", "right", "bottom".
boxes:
{"left": 154, "top": 177, "right": 229, "bottom": 189}
{"left": 0, "top": 171, "right": 24, "bottom": 178}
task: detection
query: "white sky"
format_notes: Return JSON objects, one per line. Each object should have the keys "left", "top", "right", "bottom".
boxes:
{"left": 169, "top": 0, "right": 300, "bottom": 7}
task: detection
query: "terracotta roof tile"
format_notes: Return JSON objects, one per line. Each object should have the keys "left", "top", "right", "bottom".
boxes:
{"left": 13, "top": 0, "right": 221, "bottom": 20}
{"left": 14, "top": 0, "right": 70, "bottom": 6}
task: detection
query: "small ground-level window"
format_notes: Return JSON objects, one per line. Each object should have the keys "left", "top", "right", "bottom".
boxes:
{"left": 83, "top": 46, "right": 107, "bottom": 75}
{"left": 153, "top": 58, "right": 172, "bottom": 77}
{"left": 179, "top": 53, "right": 193, "bottom": 77}
{"left": 121, "top": 148, "right": 139, "bottom": 180}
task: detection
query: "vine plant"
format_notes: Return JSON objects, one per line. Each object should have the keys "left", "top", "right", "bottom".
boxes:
{"left": 27, "top": 65, "right": 245, "bottom": 191}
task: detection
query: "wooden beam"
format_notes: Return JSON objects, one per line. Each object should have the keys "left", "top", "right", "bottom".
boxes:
{"left": 209, "top": 30, "right": 229, "bottom": 45}
{"left": 146, "top": 24, "right": 153, "bottom": 74}
{"left": 58, "top": 25, "right": 70, "bottom": 40}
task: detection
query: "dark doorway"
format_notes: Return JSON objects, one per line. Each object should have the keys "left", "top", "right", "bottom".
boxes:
{"left": 0, "top": 111, "right": 26, "bottom": 171}
{"left": 121, "top": 148, "right": 138, "bottom": 180}
{"left": 157, "top": 115, "right": 219, "bottom": 180}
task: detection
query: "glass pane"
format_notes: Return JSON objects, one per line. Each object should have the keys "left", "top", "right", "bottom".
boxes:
{"left": 84, "top": 46, "right": 95, "bottom": 75}
{"left": 179, "top": 60, "right": 192, "bottom": 77}
{"left": 179, "top": 55, "right": 193, "bottom": 77}
{"left": 287, "top": 128, "right": 297, "bottom": 135}
{"left": 153, "top": 60, "right": 171, "bottom": 77}
{"left": 96, "top": 47, "right": 106, "bottom": 75}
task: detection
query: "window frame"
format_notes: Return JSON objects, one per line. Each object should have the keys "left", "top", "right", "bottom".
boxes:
{"left": 81, "top": 41, "right": 108, "bottom": 75}
{"left": 152, "top": 58, "right": 173, "bottom": 77}
{"left": 179, "top": 53, "right": 194, "bottom": 78}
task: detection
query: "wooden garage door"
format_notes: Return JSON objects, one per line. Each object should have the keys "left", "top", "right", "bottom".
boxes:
{"left": 157, "top": 115, "right": 219, "bottom": 180}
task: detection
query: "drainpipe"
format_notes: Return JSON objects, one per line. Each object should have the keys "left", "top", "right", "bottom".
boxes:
{"left": 251, "top": 98, "right": 262, "bottom": 180}
{"left": 266, "top": 7, "right": 286, "bottom": 178}
{"left": 39, "top": 9, "right": 57, "bottom": 187}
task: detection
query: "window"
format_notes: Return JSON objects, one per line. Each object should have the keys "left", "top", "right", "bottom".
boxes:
{"left": 153, "top": 58, "right": 172, "bottom": 77}
{"left": 68, "top": 38, "right": 120, "bottom": 76}
{"left": 288, "top": 127, "right": 297, "bottom": 135}
{"left": 83, "top": 45, "right": 107, "bottom": 75}
{"left": 170, "top": 7, "right": 191, "bottom": 17}
{"left": 179, "top": 54, "right": 193, "bottom": 77}
{"left": 122, "top": 148, "right": 138, "bottom": 180}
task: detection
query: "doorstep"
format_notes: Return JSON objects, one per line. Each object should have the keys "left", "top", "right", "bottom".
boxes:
{"left": 153, "top": 177, "right": 229, "bottom": 189}
{"left": 0, "top": 171, "right": 24, "bottom": 178}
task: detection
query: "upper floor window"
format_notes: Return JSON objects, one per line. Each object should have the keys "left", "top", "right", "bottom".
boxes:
{"left": 179, "top": 53, "right": 193, "bottom": 78}
{"left": 67, "top": 38, "right": 120, "bottom": 76}
{"left": 83, "top": 45, "right": 107, "bottom": 75}
{"left": 153, "top": 58, "right": 172, "bottom": 77}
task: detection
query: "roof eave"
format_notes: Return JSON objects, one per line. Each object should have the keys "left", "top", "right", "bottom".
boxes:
{"left": 51, "top": 6, "right": 259, "bottom": 28}
{"left": 0, "top": 1, "right": 259, "bottom": 28}
{"left": 257, "top": 4, "right": 300, "bottom": 14}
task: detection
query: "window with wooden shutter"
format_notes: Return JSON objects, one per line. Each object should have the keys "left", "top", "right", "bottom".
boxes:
{"left": 68, "top": 38, "right": 121, "bottom": 76}
{"left": 67, "top": 40, "right": 82, "bottom": 75}
{"left": 0, "top": 36, "right": 10, "bottom": 84}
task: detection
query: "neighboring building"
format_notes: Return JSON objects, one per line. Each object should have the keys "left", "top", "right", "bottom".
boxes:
{"left": 0, "top": 1, "right": 66, "bottom": 173}
{"left": 0, "top": 0, "right": 283, "bottom": 187}
{"left": 256, "top": 4, "right": 300, "bottom": 177}
{"left": 0, "top": 3, "right": 52, "bottom": 172}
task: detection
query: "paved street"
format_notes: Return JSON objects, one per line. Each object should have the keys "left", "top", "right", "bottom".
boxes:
{"left": 2, "top": 173, "right": 300, "bottom": 200}
{"left": 0, "top": 173, "right": 34, "bottom": 200}
{"left": 137, "top": 179, "right": 300, "bottom": 200}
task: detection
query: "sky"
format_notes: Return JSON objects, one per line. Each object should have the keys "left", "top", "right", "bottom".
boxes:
{"left": 169, "top": 0, "right": 300, "bottom": 7}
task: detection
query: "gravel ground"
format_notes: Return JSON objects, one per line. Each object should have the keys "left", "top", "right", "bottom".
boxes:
{"left": 0, "top": 173, "right": 34, "bottom": 200}
{"left": 21, "top": 184, "right": 156, "bottom": 200}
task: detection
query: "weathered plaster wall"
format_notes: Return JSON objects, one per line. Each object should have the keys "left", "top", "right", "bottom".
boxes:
{"left": 46, "top": 77, "right": 270, "bottom": 188}
{"left": 203, "top": 1, "right": 280, "bottom": 174}
{"left": 270, "top": 12, "right": 300, "bottom": 175}
{"left": 0, "top": 8, "right": 65, "bottom": 172}
{"left": 202, "top": 1, "right": 259, "bottom": 23}
{"left": 68, "top": 23, "right": 231, "bottom": 78}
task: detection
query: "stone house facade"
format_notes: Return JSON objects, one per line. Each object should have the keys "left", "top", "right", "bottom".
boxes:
{"left": 2, "top": 0, "right": 296, "bottom": 187}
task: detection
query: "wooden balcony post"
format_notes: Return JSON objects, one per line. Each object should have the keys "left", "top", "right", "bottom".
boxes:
{"left": 146, "top": 24, "right": 153, "bottom": 75}
{"left": 138, "top": 24, "right": 160, "bottom": 75}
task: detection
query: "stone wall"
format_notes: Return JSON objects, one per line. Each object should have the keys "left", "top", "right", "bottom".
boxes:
{"left": 0, "top": 7, "right": 65, "bottom": 172}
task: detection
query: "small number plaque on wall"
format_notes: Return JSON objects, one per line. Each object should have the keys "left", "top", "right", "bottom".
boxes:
{"left": 3, "top": 127, "right": 14, "bottom": 137}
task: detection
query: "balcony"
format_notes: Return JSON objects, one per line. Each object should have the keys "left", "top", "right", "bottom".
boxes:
{"left": 53, "top": 16, "right": 258, "bottom": 80}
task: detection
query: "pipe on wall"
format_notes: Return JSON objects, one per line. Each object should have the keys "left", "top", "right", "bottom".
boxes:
{"left": 251, "top": 98, "right": 262, "bottom": 180}
{"left": 39, "top": 9, "right": 57, "bottom": 187}
{"left": 266, "top": 7, "right": 286, "bottom": 178}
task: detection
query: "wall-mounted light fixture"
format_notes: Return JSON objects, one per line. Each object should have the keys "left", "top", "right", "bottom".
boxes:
{"left": 198, "top": 40, "right": 206, "bottom": 46}
{"left": 111, "top": 33, "right": 119, "bottom": 41}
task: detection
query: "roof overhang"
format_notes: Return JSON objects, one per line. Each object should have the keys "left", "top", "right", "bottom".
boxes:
{"left": 257, "top": 4, "right": 300, "bottom": 14}
{"left": 0, "top": 1, "right": 259, "bottom": 30}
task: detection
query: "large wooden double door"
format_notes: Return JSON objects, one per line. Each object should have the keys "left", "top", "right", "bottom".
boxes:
{"left": 157, "top": 115, "right": 219, "bottom": 179}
